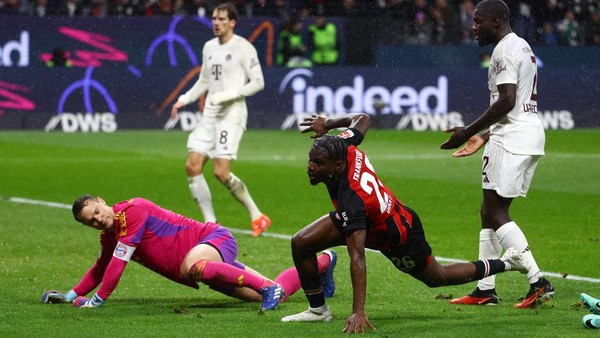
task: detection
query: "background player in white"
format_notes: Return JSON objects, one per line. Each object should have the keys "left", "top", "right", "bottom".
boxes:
{"left": 170, "top": 2, "right": 271, "bottom": 237}
{"left": 441, "top": 0, "right": 553, "bottom": 308}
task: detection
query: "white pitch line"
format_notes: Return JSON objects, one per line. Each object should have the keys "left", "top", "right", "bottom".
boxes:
{"left": 4, "top": 196, "right": 600, "bottom": 284}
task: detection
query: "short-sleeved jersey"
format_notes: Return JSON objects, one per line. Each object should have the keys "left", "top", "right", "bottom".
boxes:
{"left": 178, "top": 35, "right": 264, "bottom": 127}
{"left": 90, "top": 198, "right": 221, "bottom": 298}
{"left": 488, "top": 32, "right": 545, "bottom": 155}
{"left": 329, "top": 129, "right": 415, "bottom": 252}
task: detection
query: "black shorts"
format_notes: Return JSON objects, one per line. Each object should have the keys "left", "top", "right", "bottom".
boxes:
{"left": 380, "top": 206, "right": 432, "bottom": 274}
{"left": 329, "top": 206, "right": 432, "bottom": 274}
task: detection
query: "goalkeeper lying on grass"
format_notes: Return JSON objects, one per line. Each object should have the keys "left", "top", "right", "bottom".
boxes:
{"left": 42, "top": 195, "right": 337, "bottom": 310}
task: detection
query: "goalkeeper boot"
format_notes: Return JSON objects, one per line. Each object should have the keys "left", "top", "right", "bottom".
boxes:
{"left": 320, "top": 250, "right": 337, "bottom": 298}
{"left": 514, "top": 277, "right": 554, "bottom": 309}
{"left": 450, "top": 287, "right": 499, "bottom": 305}
{"left": 259, "top": 284, "right": 284, "bottom": 310}
{"left": 281, "top": 306, "right": 333, "bottom": 322}
{"left": 252, "top": 214, "right": 271, "bottom": 237}
{"left": 581, "top": 293, "right": 600, "bottom": 315}
{"left": 583, "top": 314, "right": 600, "bottom": 329}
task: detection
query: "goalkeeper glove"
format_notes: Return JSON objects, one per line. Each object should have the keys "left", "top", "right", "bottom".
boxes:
{"left": 42, "top": 290, "right": 69, "bottom": 304}
{"left": 210, "top": 90, "right": 240, "bottom": 106}
{"left": 73, "top": 294, "right": 105, "bottom": 308}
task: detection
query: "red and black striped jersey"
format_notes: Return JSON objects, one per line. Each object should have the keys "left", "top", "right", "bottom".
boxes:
{"left": 330, "top": 129, "right": 414, "bottom": 251}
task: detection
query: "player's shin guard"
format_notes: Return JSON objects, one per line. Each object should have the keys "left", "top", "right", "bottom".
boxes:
{"left": 188, "top": 259, "right": 268, "bottom": 291}
{"left": 473, "top": 259, "right": 506, "bottom": 280}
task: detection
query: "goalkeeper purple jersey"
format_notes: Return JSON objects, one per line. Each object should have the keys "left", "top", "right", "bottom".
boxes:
{"left": 73, "top": 198, "right": 220, "bottom": 299}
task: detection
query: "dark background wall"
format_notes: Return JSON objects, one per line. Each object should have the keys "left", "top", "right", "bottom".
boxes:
{"left": 0, "top": 16, "right": 597, "bottom": 131}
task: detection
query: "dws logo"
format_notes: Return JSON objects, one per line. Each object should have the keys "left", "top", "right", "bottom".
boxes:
{"left": 0, "top": 32, "right": 29, "bottom": 67}
{"left": 45, "top": 67, "right": 118, "bottom": 132}
{"left": 278, "top": 69, "right": 448, "bottom": 115}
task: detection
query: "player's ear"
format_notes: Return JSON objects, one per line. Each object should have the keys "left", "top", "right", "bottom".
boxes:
{"left": 97, "top": 196, "right": 106, "bottom": 205}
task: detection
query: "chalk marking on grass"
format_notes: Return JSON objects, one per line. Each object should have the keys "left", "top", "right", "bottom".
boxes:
{"left": 4, "top": 196, "right": 599, "bottom": 284}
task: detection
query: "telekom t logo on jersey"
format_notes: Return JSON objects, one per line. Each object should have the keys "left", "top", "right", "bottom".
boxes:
{"left": 211, "top": 64, "right": 222, "bottom": 80}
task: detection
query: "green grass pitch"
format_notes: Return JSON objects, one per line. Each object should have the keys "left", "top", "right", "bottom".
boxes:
{"left": 0, "top": 129, "right": 599, "bottom": 337}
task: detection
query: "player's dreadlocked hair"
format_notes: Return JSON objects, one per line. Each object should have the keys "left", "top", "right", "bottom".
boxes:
{"left": 312, "top": 134, "right": 348, "bottom": 162}
{"left": 72, "top": 194, "right": 97, "bottom": 221}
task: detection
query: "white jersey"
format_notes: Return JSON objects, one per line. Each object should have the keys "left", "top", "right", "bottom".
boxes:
{"left": 488, "top": 33, "right": 545, "bottom": 155}
{"left": 178, "top": 34, "right": 264, "bottom": 127}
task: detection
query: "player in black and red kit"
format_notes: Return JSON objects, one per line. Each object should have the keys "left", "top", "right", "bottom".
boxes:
{"left": 281, "top": 113, "right": 529, "bottom": 333}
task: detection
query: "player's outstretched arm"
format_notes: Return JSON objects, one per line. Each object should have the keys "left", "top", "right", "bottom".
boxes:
{"left": 300, "top": 113, "right": 371, "bottom": 139}
{"left": 449, "top": 131, "right": 489, "bottom": 157}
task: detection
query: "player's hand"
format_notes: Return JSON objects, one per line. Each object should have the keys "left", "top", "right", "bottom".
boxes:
{"left": 342, "top": 310, "right": 376, "bottom": 334}
{"left": 440, "top": 127, "right": 468, "bottom": 150}
{"left": 170, "top": 101, "right": 185, "bottom": 120}
{"left": 73, "top": 294, "right": 104, "bottom": 308}
{"left": 300, "top": 115, "right": 328, "bottom": 139}
{"left": 210, "top": 90, "right": 240, "bottom": 106}
{"left": 451, "top": 134, "right": 486, "bottom": 157}
{"left": 42, "top": 290, "right": 69, "bottom": 304}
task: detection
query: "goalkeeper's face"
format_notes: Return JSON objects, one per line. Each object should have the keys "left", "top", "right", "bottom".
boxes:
{"left": 76, "top": 197, "right": 116, "bottom": 231}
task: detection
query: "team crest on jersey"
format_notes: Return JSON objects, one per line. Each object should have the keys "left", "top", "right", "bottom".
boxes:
{"left": 115, "top": 243, "right": 127, "bottom": 258}
{"left": 226, "top": 54, "right": 232, "bottom": 61}
{"left": 338, "top": 129, "right": 355, "bottom": 139}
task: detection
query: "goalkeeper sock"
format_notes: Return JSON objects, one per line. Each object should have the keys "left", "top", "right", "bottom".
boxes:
{"left": 188, "top": 259, "right": 271, "bottom": 291}
{"left": 189, "top": 174, "right": 216, "bottom": 223}
{"left": 274, "top": 253, "right": 332, "bottom": 302}
{"left": 223, "top": 173, "right": 262, "bottom": 220}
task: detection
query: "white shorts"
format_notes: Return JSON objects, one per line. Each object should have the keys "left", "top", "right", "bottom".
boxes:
{"left": 481, "top": 142, "right": 541, "bottom": 198}
{"left": 187, "top": 116, "right": 244, "bottom": 160}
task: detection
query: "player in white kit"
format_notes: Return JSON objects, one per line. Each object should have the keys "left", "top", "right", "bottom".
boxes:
{"left": 171, "top": 2, "right": 271, "bottom": 237}
{"left": 441, "top": 0, "right": 553, "bottom": 308}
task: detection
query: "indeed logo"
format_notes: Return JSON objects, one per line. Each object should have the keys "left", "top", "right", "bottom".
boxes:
{"left": 0, "top": 31, "right": 29, "bottom": 67}
{"left": 278, "top": 69, "right": 448, "bottom": 115}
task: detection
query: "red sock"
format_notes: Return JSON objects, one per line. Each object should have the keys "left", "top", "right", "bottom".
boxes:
{"left": 274, "top": 253, "right": 331, "bottom": 302}
{"left": 188, "top": 260, "right": 269, "bottom": 291}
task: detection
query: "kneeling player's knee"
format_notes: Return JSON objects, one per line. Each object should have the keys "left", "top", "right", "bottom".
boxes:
{"left": 423, "top": 278, "right": 445, "bottom": 288}
{"left": 290, "top": 233, "right": 314, "bottom": 257}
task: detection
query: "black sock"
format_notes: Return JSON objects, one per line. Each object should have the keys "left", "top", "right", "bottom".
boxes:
{"left": 305, "top": 286, "right": 325, "bottom": 308}
{"left": 473, "top": 259, "right": 506, "bottom": 280}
